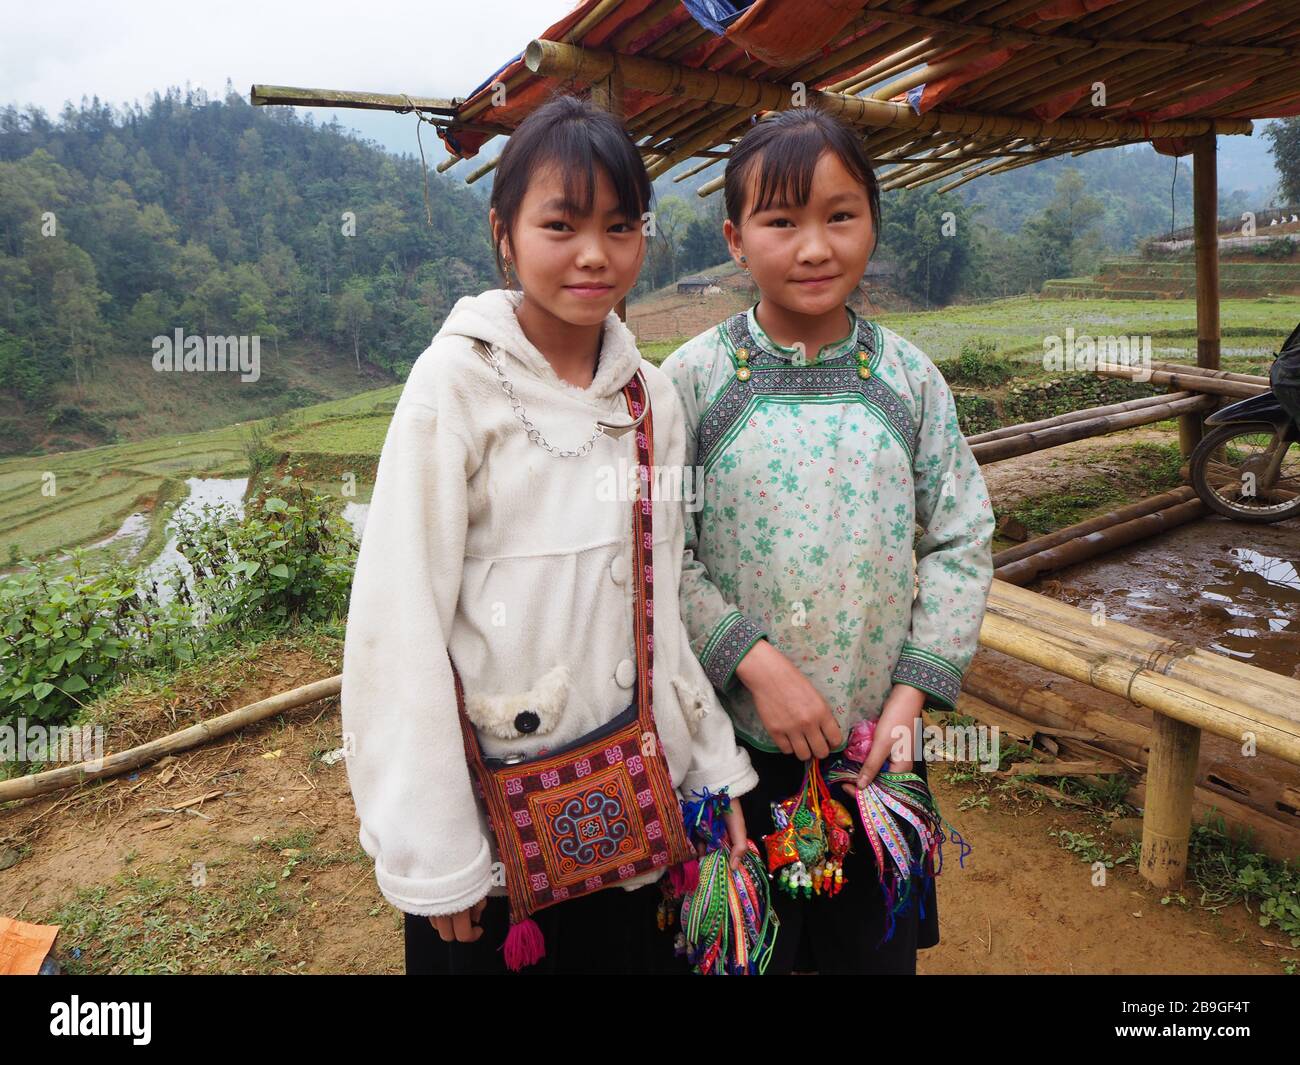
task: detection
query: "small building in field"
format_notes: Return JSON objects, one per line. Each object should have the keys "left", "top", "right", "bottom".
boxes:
{"left": 677, "top": 274, "right": 713, "bottom": 294}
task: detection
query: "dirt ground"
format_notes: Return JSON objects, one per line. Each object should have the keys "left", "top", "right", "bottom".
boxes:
{"left": 0, "top": 646, "right": 1288, "bottom": 974}
{"left": 1, "top": 427, "right": 1296, "bottom": 974}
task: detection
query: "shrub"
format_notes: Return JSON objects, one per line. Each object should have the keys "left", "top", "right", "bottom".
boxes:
{"left": 171, "top": 473, "right": 358, "bottom": 631}
{"left": 942, "top": 338, "right": 1018, "bottom": 387}
{"left": 0, "top": 552, "right": 191, "bottom": 733}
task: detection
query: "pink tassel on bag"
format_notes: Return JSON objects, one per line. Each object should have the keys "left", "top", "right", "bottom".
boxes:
{"left": 502, "top": 917, "right": 546, "bottom": 971}
{"left": 668, "top": 857, "right": 699, "bottom": 896}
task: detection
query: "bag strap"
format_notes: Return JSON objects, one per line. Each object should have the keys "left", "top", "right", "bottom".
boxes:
{"left": 451, "top": 369, "right": 656, "bottom": 757}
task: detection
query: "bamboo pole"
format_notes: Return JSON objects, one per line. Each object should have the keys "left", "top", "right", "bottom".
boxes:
{"left": 1093, "top": 365, "right": 1264, "bottom": 398}
{"left": 991, "top": 486, "right": 1198, "bottom": 566}
{"left": 969, "top": 393, "right": 1214, "bottom": 464}
{"left": 1128, "top": 776, "right": 1300, "bottom": 866}
{"left": 0, "top": 677, "right": 342, "bottom": 804}
{"left": 986, "top": 580, "right": 1300, "bottom": 717}
{"left": 965, "top": 658, "right": 1300, "bottom": 834}
{"left": 964, "top": 666, "right": 1153, "bottom": 756}
{"left": 521, "top": 40, "right": 1253, "bottom": 145}
{"left": 978, "top": 610, "right": 1300, "bottom": 763}
{"left": 993, "top": 497, "right": 1207, "bottom": 584}
{"left": 1144, "top": 360, "right": 1269, "bottom": 386}
{"left": 966, "top": 391, "right": 1201, "bottom": 445}
{"left": 1188, "top": 131, "right": 1222, "bottom": 457}
{"left": 249, "top": 85, "right": 456, "bottom": 113}
{"left": 1143, "top": 712, "right": 1202, "bottom": 888}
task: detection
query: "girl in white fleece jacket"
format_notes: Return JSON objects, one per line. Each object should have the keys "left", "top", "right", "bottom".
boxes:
{"left": 340, "top": 94, "right": 757, "bottom": 975}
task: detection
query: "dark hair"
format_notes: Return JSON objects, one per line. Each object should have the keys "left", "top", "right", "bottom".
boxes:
{"left": 723, "top": 107, "right": 881, "bottom": 252}
{"left": 489, "top": 92, "right": 652, "bottom": 284}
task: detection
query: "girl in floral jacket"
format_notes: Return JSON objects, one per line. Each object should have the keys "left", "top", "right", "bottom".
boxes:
{"left": 662, "top": 106, "right": 994, "bottom": 975}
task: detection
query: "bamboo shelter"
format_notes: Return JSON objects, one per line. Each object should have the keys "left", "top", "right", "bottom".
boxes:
{"left": 251, "top": 0, "right": 1300, "bottom": 887}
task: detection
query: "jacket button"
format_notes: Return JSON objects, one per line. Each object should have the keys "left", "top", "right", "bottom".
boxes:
{"left": 614, "top": 658, "right": 636, "bottom": 688}
{"left": 610, "top": 554, "right": 628, "bottom": 584}
{"left": 514, "top": 710, "right": 540, "bottom": 734}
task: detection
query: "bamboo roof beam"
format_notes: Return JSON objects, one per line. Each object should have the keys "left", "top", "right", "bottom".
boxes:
{"left": 608, "top": 0, "right": 681, "bottom": 51}
{"left": 250, "top": 85, "right": 455, "bottom": 113}
{"left": 523, "top": 39, "right": 1253, "bottom": 145}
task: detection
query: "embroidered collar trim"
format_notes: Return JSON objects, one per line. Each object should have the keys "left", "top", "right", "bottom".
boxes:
{"left": 743, "top": 303, "right": 860, "bottom": 365}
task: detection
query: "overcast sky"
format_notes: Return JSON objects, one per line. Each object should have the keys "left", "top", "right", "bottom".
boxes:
{"left": 0, "top": 1, "right": 576, "bottom": 121}
{"left": 0, "top": 1, "right": 1281, "bottom": 194}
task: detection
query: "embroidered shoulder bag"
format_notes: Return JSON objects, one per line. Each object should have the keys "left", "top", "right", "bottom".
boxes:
{"left": 448, "top": 363, "right": 694, "bottom": 970}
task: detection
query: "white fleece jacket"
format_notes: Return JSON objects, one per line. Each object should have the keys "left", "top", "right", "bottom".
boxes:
{"left": 340, "top": 288, "right": 758, "bottom": 917}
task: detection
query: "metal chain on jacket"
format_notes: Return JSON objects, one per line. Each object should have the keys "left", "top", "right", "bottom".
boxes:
{"left": 471, "top": 338, "right": 645, "bottom": 458}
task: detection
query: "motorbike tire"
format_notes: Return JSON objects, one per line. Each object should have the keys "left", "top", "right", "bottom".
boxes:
{"left": 1190, "top": 421, "right": 1300, "bottom": 523}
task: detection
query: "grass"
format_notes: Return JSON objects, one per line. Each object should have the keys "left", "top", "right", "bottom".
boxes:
{"left": 268, "top": 414, "right": 393, "bottom": 454}
{"left": 1002, "top": 440, "right": 1185, "bottom": 535}
{"left": 47, "top": 826, "right": 370, "bottom": 974}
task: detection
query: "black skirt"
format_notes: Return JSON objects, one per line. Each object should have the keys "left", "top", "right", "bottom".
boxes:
{"left": 403, "top": 877, "right": 688, "bottom": 976}
{"left": 736, "top": 740, "right": 943, "bottom": 975}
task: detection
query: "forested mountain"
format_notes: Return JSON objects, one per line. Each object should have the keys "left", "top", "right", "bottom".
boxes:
{"left": 1, "top": 81, "right": 1295, "bottom": 455}
{"left": 0, "top": 84, "right": 495, "bottom": 450}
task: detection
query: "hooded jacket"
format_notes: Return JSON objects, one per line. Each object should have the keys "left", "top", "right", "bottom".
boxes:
{"left": 340, "top": 288, "right": 758, "bottom": 917}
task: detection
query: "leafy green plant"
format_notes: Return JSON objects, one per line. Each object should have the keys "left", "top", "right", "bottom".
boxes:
{"left": 171, "top": 473, "right": 357, "bottom": 631}
{"left": 0, "top": 551, "right": 188, "bottom": 734}
{"left": 943, "top": 338, "right": 1019, "bottom": 387}
{"left": 1188, "top": 817, "right": 1300, "bottom": 947}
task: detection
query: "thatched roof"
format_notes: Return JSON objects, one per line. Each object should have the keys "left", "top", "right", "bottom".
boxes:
{"left": 427, "top": 0, "right": 1299, "bottom": 195}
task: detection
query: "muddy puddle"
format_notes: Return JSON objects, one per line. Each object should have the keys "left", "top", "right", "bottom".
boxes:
{"left": 1034, "top": 514, "right": 1300, "bottom": 680}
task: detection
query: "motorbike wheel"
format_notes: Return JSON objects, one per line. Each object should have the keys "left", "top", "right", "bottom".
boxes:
{"left": 1190, "top": 421, "right": 1300, "bottom": 523}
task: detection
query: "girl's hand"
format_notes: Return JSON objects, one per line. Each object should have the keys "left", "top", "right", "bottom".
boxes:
{"left": 735, "top": 640, "right": 842, "bottom": 760}
{"left": 692, "top": 801, "right": 749, "bottom": 872}
{"left": 723, "top": 802, "right": 749, "bottom": 872}
{"left": 428, "top": 896, "right": 488, "bottom": 942}
{"left": 842, "top": 685, "right": 924, "bottom": 796}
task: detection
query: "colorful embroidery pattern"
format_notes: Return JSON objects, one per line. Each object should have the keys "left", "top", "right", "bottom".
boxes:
{"left": 699, "top": 608, "right": 767, "bottom": 691}
{"left": 891, "top": 644, "right": 965, "bottom": 710}
{"left": 516, "top": 747, "right": 654, "bottom": 886}
{"left": 694, "top": 311, "right": 916, "bottom": 472}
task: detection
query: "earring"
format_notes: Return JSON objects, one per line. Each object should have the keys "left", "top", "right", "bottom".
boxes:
{"left": 739, "top": 255, "right": 748, "bottom": 270}
{"left": 503, "top": 258, "right": 513, "bottom": 289}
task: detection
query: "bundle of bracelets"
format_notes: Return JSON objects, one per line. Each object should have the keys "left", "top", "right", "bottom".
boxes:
{"left": 761, "top": 757, "right": 853, "bottom": 899}
{"left": 662, "top": 787, "right": 779, "bottom": 975}
{"left": 820, "top": 717, "right": 973, "bottom": 946}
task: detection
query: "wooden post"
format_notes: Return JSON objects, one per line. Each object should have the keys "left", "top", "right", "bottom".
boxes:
{"left": 1141, "top": 712, "right": 1202, "bottom": 889}
{"left": 590, "top": 69, "right": 629, "bottom": 323}
{"left": 1184, "top": 132, "right": 1222, "bottom": 457}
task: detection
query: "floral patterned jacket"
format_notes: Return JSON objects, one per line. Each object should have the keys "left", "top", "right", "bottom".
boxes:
{"left": 660, "top": 304, "right": 995, "bottom": 753}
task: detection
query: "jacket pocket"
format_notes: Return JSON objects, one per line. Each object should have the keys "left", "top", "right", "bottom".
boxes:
{"left": 464, "top": 663, "right": 570, "bottom": 740}
{"left": 670, "top": 674, "right": 714, "bottom": 737}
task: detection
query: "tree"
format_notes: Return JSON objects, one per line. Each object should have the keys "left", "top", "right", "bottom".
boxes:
{"left": 51, "top": 266, "right": 106, "bottom": 389}
{"left": 335, "top": 282, "right": 371, "bottom": 372}
{"left": 651, "top": 196, "right": 693, "bottom": 285}
{"left": 878, "top": 185, "right": 979, "bottom": 307}
{"left": 1264, "top": 118, "right": 1300, "bottom": 206}
{"left": 1016, "top": 169, "right": 1104, "bottom": 288}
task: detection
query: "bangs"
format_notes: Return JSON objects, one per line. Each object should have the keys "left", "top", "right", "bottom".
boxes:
{"left": 748, "top": 126, "right": 831, "bottom": 216}
{"left": 537, "top": 120, "right": 650, "bottom": 223}
{"left": 724, "top": 107, "right": 880, "bottom": 232}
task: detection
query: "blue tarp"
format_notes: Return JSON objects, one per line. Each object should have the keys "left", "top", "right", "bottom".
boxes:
{"left": 680, "top": 0, "right": 757, "bottom": 36}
